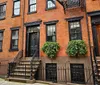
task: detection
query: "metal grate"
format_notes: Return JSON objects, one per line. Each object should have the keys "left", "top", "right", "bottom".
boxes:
{"left": 46, "top": 63, "right": 57, "bottom": 83}
{"left": 70, "top": 64, "right": 85, "bottom": 84}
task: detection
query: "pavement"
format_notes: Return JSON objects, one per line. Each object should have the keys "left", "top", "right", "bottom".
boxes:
{"left": 0, "top": 78, "right": 49, "bottom": 85}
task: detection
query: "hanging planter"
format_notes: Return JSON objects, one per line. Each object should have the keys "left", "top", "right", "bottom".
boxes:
{"left": 66, "top": 40, "right": 87, "bottom": 57}
{"left": 42, "top": 42, "right": 60, "bottom": 59}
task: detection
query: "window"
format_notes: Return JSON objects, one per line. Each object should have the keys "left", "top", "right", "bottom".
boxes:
{"left": 13, "top": 0, "right": 20, "bottom": 16}
{"left": 70, "top": 64, "right": 85, "bottom": 84}
{"left": 46, "top": 24, "right": 56, "bottom": 42}
{"left": 67, "top": 0, "right": 80, "bottom": 8}
{"left": 69, "top": 21, "right": 82, "bottom": 40}
{"left": 47, "top": 0, "right": 56, "bottom": 9}
{"left": 0, "top": 4, "right": 6, "bottom": 19}
{"left": 10, "top": 29, "right": 19, "bottom": 50}
{"left": 0, "top": 31, "right": 4, "bottom": 51}
{"left": 29, "top": 0, "right": 36, "bottom": 13}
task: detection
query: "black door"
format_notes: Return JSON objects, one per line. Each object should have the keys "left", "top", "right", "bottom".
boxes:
{"left": 26, "top": 26, "right": 39, "bottom": 57}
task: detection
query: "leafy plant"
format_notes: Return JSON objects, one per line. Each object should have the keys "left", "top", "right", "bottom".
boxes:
{"left": 66, "top": 40, "right": 87, "bottom": 57}
{"left": 42, "top": 42, "right": 60, "bottom": 59}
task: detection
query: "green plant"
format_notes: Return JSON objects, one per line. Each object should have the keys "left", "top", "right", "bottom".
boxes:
{"left": 66, "top": 40, "right": 87, "bottom": 57}
{"left": 42, "top": 42, "right": 60, "bottom": 59}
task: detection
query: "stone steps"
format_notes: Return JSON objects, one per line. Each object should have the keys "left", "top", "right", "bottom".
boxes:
{"left": 7, "top": 57, "right": 41, "bottom": 82}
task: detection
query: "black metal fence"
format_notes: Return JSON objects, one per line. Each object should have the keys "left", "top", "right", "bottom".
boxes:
{"left": 36, "top": 64, "right": 94, "bottom": 85}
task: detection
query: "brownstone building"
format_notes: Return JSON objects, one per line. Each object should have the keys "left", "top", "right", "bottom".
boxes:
{"left": 0, "top": 0, "right": 99, "bottom": 84}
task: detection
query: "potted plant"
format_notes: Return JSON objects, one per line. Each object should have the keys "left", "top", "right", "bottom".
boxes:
{"left": 66, "top": 40, "right": 87, "bottom": 57}
{"left": 42, "top": 42, "right": 60, "bottom": 59}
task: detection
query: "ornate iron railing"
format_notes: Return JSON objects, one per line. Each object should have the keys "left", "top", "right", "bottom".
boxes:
{"left": 57, "top": 0, "right": 85, "bottom": 13}
{"left": 7, "top": 50, "right": 23, "bottom": 77}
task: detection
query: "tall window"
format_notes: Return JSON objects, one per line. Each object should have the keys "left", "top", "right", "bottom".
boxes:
{"left": 0, "top": 4, "right": 6, "bottom": 19}
{"left": 0, "top": 31, "right": 4, "bottom": 51}
{"left": 67, "top": 0, "right": 80, "bottom": 8}
{"left": 11, "top": 29, "right": 19, "bottom": 50}
{"left": 46, "top": 24, "right": 56, "bottom": 42}
{"left": 69, "top": 21, "right": 82, "bottom": 40}
{"left": 29, "top": 0, "right": 36, "bottom": 12}
{"left": 47, "top": 0, "right": 56, "bottom": 9}
{"left": 13, "top": 0, "right": 20, "bottom": 16}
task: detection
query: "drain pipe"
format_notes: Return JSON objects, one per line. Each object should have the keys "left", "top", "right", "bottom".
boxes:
{"left": 21, "top": 0, "right": 25, "bottom": 57}
{"left": 84, "top": 0, "right": 96, "bottom": 84}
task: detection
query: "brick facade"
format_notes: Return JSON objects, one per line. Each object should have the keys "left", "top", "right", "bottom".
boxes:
{"left": 0, "top": 0, "right": 99, "bottom": 82}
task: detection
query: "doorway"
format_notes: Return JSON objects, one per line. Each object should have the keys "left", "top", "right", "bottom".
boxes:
{"left": 26, "top": 26, "right": 40, "bottom": 57}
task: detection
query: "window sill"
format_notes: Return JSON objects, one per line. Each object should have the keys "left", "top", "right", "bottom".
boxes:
{"left": 27, "top": 11, "right": 37, "bottom": 15}
{"left": 0, "top": 17, "right": 5, "bottom": 20}
{"left": 45, "top": 7, "right": 56, "bottom": 11}
{"left": 12, "top": 15, "right": 20, "bottom": 18}
{"left": 9, "top": 49, "right": 19, "bottom": 52}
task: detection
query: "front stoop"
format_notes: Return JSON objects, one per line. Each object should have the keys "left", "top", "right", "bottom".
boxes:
{"left": 6, "top": 57, "right": 41, "bottom": 83}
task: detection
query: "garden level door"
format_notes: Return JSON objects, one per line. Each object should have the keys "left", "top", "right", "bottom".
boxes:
{"left": 26, "top": 26, "right": 40, "bottom": 57}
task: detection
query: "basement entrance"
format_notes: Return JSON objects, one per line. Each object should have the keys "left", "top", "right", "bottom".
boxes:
{"left": 26, "top": 26, "right": 40, "bottom": 57}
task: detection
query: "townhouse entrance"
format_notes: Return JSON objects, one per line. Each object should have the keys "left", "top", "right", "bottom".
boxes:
{"left": 26, "top": 26, "right": 40, "bottom": 57}
{"left": 91, "top": 15, "right": 100, "bottom": 56}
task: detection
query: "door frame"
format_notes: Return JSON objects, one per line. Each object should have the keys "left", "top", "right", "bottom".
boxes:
{"left": 91, "top": 15, "right": 100, "bottom": 56}
{"left": 25, "top": 26, "right": 40, "bottom": 57}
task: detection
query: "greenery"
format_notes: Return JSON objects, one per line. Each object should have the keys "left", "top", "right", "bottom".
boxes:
{"left": 66, "top": 40, "right": 87, "bottom": 57}
{"left": 42, "top": 42, "right": 60, "bottom": 59}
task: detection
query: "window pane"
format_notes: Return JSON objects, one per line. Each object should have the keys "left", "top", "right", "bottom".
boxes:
{"left": 0, "top": 5, "right": 6, "bottom": 18}
{"left": 14, "top": 1, "right": 20, "bottom": 9}
{"left": 30, "top": 0, "right": 36, "bottom": 4}
{"left": 47, "top": 0, "right": 56, "bottom": 8}
{"left": 30, "top": 5, "right": 36, "bottom": 12}
{"left": 0, "top": 41, "right": 2, "bottom": 50}
{"left": 0, "top": 32, "right": 3, "bottom": 40}
{"left": 12, "top": 40, "right": 18, "bottom": 49}
{"left": 12, "top": 30, "right": 18, "bottom": 39}
{"left": 14, "top": 9, "right": 20, "bottom": 15}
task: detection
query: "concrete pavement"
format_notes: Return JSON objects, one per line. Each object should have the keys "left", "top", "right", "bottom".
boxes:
{"left": 0, "top": 78, "right": 49, "bottom": 85}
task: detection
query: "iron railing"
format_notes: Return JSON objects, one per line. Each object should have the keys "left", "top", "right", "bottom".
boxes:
{"left": 57, "top": 0, "right": 85, "bottom": 13}
{"left": 91, "top": 46, "right": 99, "bottom": 85}
{"left": 7, "top": 50, "right": 23, "bottom": 77}
{"left": 37, "top": 64, "right": 93, "bottom": 85}
{"left": 30, "top": 48, "right": 38, "bottom": 80}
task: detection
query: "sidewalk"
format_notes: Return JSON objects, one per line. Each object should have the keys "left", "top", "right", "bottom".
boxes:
{"left": 0, "top": 78, "right": 49, "bottom": 85}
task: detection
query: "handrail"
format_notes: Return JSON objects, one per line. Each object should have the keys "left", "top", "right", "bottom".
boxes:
{"left": 7, "top": 50, "right": 23, "bottom": 78}
{"left": 91, "top": 46, "right": 98, "bottom": 75}
{"left": 10, "top": 50, "right": 23, "bottom": 64}
{"left": 91, "top": 46, "right": 98, "bottom": 84}
{"left": 30, "top": 48, "right": 38, "bottom": 80}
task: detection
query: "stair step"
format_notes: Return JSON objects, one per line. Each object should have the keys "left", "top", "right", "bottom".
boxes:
{"left": 10, "top": 72, "right": 31, "bottom": 76}
{"left": 6, "top": 77, "right": 35, "bottom": 83}
{"left": 16, "top": 65, "right": 39, "bottom": 69}
{"left": 14, "top": 69, "right": 36, "bottom": 72}
{"left": 21, "top": 59, "right": 41, "bottom": 62}
{"left": 19, "top": 62, "right": 40, "bottom": 65}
